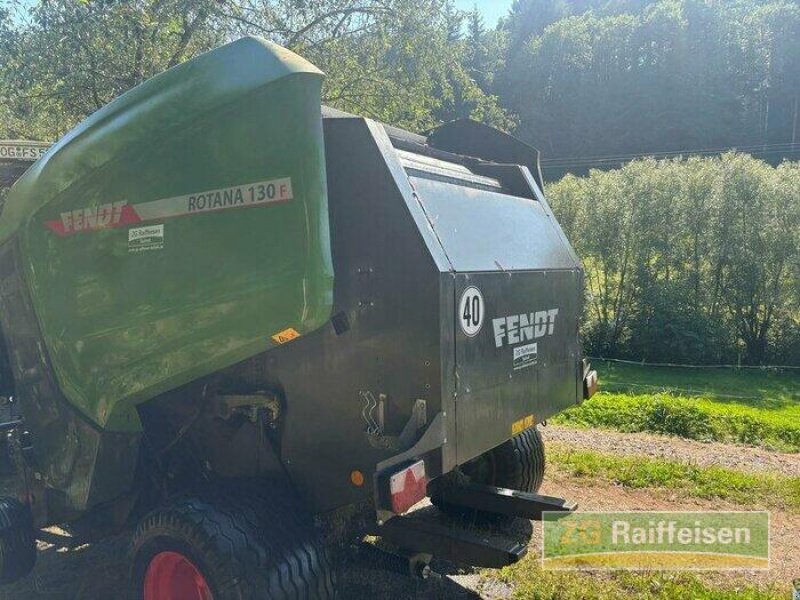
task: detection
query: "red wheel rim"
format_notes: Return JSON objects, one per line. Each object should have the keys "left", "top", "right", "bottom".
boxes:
{"left": 144, "top": 551, "right": 213, "bottom": 600}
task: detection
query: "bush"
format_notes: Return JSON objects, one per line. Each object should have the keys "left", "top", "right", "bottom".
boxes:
{"left": 640, "top": 399, "right": 714, "bottom": 440}
{"left": 553, "top": 392, "right": 800, "bottom": 452}
{"left": 547, "top": 154, "right": 800, "bottom": 366}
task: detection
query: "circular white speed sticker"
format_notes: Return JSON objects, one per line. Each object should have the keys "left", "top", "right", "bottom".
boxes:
{"left": 459, "top": 286, "right": 484, "bottom": 337}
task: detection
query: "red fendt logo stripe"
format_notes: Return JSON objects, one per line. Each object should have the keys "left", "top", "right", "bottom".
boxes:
{"left": 45, "top": 203, "right": 141, "bottom": 236}
{"left": 44, "top": 177, "right": 293, "bottom": 236}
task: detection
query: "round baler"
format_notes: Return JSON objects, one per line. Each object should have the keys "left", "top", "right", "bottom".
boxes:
{"left": 0, "top": 37, "right": 595, "bottom": 597}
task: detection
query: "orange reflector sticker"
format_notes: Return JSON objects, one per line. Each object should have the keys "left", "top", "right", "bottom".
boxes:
{"left": 512, "top": 414, "right": 535, "bottom": 436}
{"left": 271, "top": 328, "right": 301, "bottom": 344}
{"left": 350, "top": 470, "right": 365, "bottom": 487}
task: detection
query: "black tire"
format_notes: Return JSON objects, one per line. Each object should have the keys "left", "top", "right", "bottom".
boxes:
{"left": 0, "top": 497, "right": 36, "bottom": 584}
{"left": 432, "top": 427, "right": 545, "bottom": 519}
{"left": 129, "top": 492, "right": 336, "bottom": 600}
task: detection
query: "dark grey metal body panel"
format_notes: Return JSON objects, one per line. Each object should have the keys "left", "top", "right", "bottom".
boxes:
{"left": 452, "top": 271, "right": 581, "bottom": 463}
{"left": 0, "top": 112, "right": 584, "bottom": 524}
{"left": 221, "top": 113, "right": 584, "bottom": 513}
{"left": 410, "top": 178, "right": 577, "bottom": 272}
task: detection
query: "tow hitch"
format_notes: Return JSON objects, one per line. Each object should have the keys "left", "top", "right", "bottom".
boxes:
{"left": 375, "top": 483, "right": 576, "bottom": 568}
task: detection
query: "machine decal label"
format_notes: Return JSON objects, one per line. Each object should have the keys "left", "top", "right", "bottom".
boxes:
{"left": 271, "top": 327, "right": 301, "bottom": 344}
{"left": 513, "top": 342, "right": 538, "bottom": 370}
{"left": 458, "top": 286, "right": 484, "bottom": 337}
{"left": 128, "top": 224, "right": 164, "bottom": 253}
{"left": 511, "top": 414, "right": 535, "bottom": 436}
{"left": 44, "top": 177, "right": 293, "bottom": 236}
{"left": 492, "top": 308, "right": 559, "bottom": 348}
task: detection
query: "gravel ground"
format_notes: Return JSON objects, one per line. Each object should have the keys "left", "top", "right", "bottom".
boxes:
{"left": 0, "top": 529, "right": 490, "bottom": 600}
{"left": 533, "top": 475, "right": 799, "bottom": 593}
{"left": 541, "top": 424, "right": 800, "bottom": 477}
{"left": 2, "top": 476, "right": 796, "bottom": 599}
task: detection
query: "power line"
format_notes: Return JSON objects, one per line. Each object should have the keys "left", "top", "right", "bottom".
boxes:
{"left": 542, "top": 141, "right": 800, "bottom": 164}
{"left": 541, "top": 142, "right": 800, "bottom": 165}
{"left": 541, "top": 142, "right": 800, "bottom": 169}
{"left": 543, "top": 147, "right": 800, "bottom": 169}
{"left": 589, "top": 357, "right": 800, "bottom": 371}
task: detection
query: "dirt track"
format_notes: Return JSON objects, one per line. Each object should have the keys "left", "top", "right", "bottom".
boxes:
{"left": 541, "top": 424, "right": 800, "bottom": 477}
{"left": 1, "top": 428, "right": 797, "bottom": 599}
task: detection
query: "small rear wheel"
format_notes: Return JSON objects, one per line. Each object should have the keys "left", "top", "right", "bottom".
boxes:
{"left": 432, "top": 427, "right": 546, "bottom": 520}
{"left": 129, "top": 491, "right": 336, "bottom": 600}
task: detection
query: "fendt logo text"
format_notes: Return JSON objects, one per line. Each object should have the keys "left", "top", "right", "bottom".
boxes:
{"left": 492, "top": 309, "right": 559, "bottom": 348}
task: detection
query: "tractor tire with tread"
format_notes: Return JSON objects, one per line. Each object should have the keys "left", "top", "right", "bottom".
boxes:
{"left": 129, "top": 490, "right": 336, "bottom": 599}
{"left": 432, "top": 427, "right": 546, "bottom": 520}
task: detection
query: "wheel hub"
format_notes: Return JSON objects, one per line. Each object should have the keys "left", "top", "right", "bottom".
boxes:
{"left": 144, "top": 551, "right": 213, "bottom": 600}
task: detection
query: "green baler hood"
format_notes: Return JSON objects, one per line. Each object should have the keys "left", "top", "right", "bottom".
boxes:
{"left": 1, "top": 37, "right": 322, "bottom": 243}
{"left": 0, "top": 37, "right": 334, "bottom": 431}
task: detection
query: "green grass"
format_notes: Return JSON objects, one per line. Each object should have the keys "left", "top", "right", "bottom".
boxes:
{"left": 593, "top": 360, "right": 799, "bottom": 402}
{"left": 548, "top": 444, "right": 800, "bottom": 511}
{"left": 495, "top": 561, "right": 787, "bottom": 600}
{"left": 488, "top": 364, "right": 800, "bottom": 600}
{"left": 552, "top": 361, "right": 800, "bottom": 451}
{"left": 491, "top": 446, "right": 799, "bottom": 598}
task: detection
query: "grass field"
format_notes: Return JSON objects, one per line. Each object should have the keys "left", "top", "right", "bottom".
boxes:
{"left": 489, "top": 363, "right": 800, "bottom": 600}
{"left": 494, "top": 445, "right": 800, "bottom": 599}
{"left": 497, "top": 563, "right": 787, "bottom": 600}
{"left": 553, "top": 361, "right": 800, "bottom": 451}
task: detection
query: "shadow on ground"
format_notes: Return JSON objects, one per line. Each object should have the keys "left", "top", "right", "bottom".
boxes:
{"left": 0, "top": 512, "right": 533, "bottom": 599}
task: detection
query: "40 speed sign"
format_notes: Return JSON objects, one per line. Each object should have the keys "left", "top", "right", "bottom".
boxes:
{"left": 458, "top": 286, "right": 484, "bottom": 337}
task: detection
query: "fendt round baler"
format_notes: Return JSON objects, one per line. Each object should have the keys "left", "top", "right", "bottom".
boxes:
{"left": 0, "top": 37, "right": 597, "bottom": 597}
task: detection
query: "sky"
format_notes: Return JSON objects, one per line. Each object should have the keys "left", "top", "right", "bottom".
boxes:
{"left": 454, "top": 0, "right": 513, "bottom": 25}
{"left": 9, "top": 0, "right": 514, "bottom": 29}
{"left": 9, "top": 0, "right": 513, "bottom": 27}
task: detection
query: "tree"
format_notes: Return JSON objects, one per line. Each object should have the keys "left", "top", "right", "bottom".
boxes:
{"left": 495, "top": 0, "right": 800, "bottom": 172}
{"left": 0, "top": 0, "right": 510, "bottom": 140}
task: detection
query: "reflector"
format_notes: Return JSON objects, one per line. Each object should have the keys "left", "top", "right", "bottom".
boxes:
{"left": 389, "top": 460, "right": 427, "bottom": 514}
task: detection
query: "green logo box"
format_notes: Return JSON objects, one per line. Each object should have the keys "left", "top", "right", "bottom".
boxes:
{"left": 542, "top": 511, "right": 769, "bottom": 571}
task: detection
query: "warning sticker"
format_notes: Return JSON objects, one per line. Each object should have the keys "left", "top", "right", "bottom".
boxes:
{"left": 271, "top": 328, "right": 301, "bottom": 344}
{"left": 45, "top": 177, "right": 293, "bottom": 236}
{"left": 128, "top": 224, "right": 164, "bottom": 253}
{"left": 513, "top": 342, "right": 538, "bottom": 371}
{"left": 511, "top": 414, "right": 535, "bottom": 436}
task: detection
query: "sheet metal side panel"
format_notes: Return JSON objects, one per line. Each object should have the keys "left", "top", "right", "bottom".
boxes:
{"left": 0, "top": 237, "right": 140, "bottom": 520}
{"left": 363, "top": 122, "right": 454, "bottom": 274}
{"left": 523, "top": 167, "right": 582, "bottom": 267}
{"left": 454, "top": 270, "right": 581, "bottom": 465}
{"left": 267, "top": 117, "right": 451, "bottom": 512}
{"left": 408, "top": 177, "right": 576, "bottom": 273}
{"left": 439, "top": 271, "right": 458, "bottom": 473}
